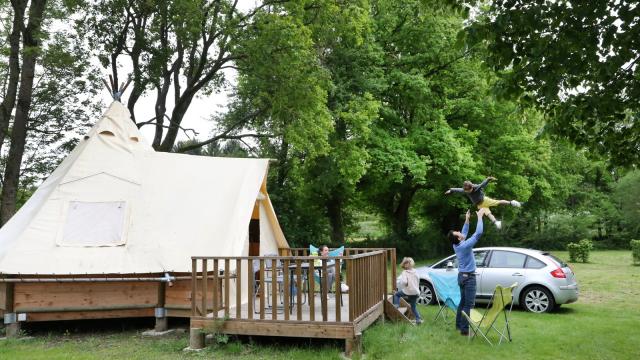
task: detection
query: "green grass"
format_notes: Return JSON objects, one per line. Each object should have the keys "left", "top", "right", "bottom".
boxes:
{"left": 2, "top": 251, "right": 639, "bottom": 359}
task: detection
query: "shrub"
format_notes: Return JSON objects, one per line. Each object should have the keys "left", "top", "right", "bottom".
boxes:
{"left": 631, "top": 240, "right": 640, "bottom": 266}
{"left": 567, "top": 239, "right": 594, "bottom": 263}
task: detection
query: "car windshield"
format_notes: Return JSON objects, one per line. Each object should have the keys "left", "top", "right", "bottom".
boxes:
{"left": 544, "top": 253, "right": 567, "bottom": 268}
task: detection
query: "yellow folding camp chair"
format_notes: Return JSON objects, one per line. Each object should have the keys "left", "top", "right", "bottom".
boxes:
{"left": 462, "top": 282, "right": 517, "bottom": 345}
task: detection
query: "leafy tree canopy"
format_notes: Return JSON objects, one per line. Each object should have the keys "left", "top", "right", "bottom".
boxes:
{"left": 468, "top": 0, "right": 640, "bottom": 166}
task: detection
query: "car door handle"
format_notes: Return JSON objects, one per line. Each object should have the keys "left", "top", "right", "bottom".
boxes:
{"left": 512, "top": 272, "right": 523, "bottom": 276}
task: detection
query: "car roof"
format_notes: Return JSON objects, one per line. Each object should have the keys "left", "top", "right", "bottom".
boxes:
{"left": 474, "top": 247, "right": 546, "bottom": 256}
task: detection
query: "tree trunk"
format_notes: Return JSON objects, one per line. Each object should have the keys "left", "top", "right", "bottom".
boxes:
{"left": 0, "top": 0, "right": 47, "bottom": 225}
{"left": 327, "top": 194, "right": 345, "bottom": 244}
{"left": 158, "top": 91, "right": 195, "bottom": 152}
{"left": 0, "top": 0, "right": 27, "bottom": 155}
{"left": 391, "top": 184, "right": 418, "bottom": 239}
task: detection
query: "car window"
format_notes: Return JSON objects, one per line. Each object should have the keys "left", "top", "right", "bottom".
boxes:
{"left": 544, "top": 253, "right": 568, "bottom": 268}
{"left": 525, "top": 256, "right": 546, "bottom": 269}
{"left": 488, "top": 250, "right": 527, "bottom": 268}
{"left": 432, "top": 250, "right": 488, "bottom": 269}
{"left": 474, "top": 250, "right": 489, "bottom": 267}
{"left": 433, "top": 256, "right": 457, "bottom": 269}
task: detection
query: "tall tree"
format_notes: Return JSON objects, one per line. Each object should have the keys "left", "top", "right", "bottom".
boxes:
{"left": 81, "top": 0, "right": 329, "bottom": 153}
{"left": 467, "top": 0, "right": 640, "bottom": 166}
{"left": 0, "top": 0, "right": 27, "bottom": 156}
{"left": 0, "top": 0, "right": 101, "bottom": 224}
{"left": 360, "top": 0, "right": 478, "bottom": 238}
{"left": 0, "top": 0, "right": 48, "bottom": 224}
{"left": 295, "top": 0, "right": 382, "bottom": 243}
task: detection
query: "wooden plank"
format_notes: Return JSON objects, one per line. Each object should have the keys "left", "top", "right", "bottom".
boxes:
{"left": 225, "top": 259, "right": 230, "bottom": 318}
{"left": 354, "top": 302, "right": 384, "bottom": 334}
{"left": 212, "top": 259, "right": 219, "bottom": 318}
{"left": 157, "top": 282, "right": 166, "bottom": 310}
{"left": 167, "top": 279, "right": 197, "bottom": 307}
{"left": 13, "top": 282, "right": 156, "bottom": 311}
{"left": 236, "top": 259, "right": 242, "bottom": 319}
{"left": 247, "top": 259, "right": 253, "bottom": 320}
{"left": 335, "top": 258, "right": 341, "bottom": 322}
{"left": 259, "top": 260, "right": 265, "bottom": 319}
{"left": 191, "top": 318, "right": 355, "bottom": 339}
{"left": 322, "top": 260, "right": 328, "bottom": 321}
{"left": 201, "top": 259, "right": 208, "bottom": 317}
{"left": 166, "top": 308, "right": 191, "bottom": 318}
{"left": 347, "top": 258, "right": 354, "bottom": 321}
{"left": 191, "top": 259, "right": 197, "bottom": 316}
{"left": 271, "top": 259, "right": 277, "bottom": 321}
{"left": 0, "top": 283, "right": 7, "bottom": 309}
{"left": 391, "top": 249, "right": 397, "bottom": 292}
{"left": 26, "top": 309, "right": 153, "bottom": 322}
{"left": 283, "top": 259, "right": 290, "bottom": 320}
{"left": 309, "top": 260, "right": 315, "bottom": 321}
{"left": 296, "top": 259, "right": 302, "bottom": 321}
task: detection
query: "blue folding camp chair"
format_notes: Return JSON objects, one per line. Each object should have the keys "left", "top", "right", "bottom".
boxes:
{"left": 429, "top": 271, "right": 461, "bottom": 324}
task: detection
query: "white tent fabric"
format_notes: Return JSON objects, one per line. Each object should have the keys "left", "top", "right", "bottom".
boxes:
{"left": 0, "top": 101, "right": 286, "bottom": 275}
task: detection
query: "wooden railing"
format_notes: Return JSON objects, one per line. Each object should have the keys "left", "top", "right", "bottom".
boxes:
{"left": 190, "top": 248, "right": 394, "bottom": 323}
{"left": 281, "top": 247, "right": 397, "bottom": 293}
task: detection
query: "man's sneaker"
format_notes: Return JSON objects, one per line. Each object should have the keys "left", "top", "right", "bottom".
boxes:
{"left": 494, "top": 220, "right": 502, "bottom": 230}
{"left": 511, "top": 200, "right": 522, "bottom": 207}
{"left": 416, "top": 319, "right": 423, "bottom": 325}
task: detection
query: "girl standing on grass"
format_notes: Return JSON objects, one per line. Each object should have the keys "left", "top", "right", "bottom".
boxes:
{"left": 394, "top": 257, "right": 423, "bottom": 324}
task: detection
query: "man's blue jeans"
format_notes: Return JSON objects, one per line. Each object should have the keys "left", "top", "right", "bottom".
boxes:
{"left": 456, "top": 272, "right": 476, "bottom": 333}
{"left": 393, "top": 290, "right": 422, "bottom": 321}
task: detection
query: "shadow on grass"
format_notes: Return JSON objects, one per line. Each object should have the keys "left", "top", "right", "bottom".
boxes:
{"left": 234, "top": 334, "right": 343, "bottom": 350}
{"left": 551, "top": 306, "right": 578, "bottom": 315}
{"left": 18, "top": 317, "right": 190, "bottom": 337}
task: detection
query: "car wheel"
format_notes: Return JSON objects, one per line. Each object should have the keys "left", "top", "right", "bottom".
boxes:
{"left": 521, "top": 286, "right": 555, "bottom": 313}
{"left": 418, "top": 281, "right": 435, "bottom": 305}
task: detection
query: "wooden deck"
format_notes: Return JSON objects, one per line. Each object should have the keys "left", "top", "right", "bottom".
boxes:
{"left": 206, "top": 292, "right": 351, "bottom": 322}
{"left": 188, "top": 248, "right": 396, "bottom": 356}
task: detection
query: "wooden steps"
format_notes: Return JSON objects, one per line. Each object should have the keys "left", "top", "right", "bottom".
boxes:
{"left": 383, "top": 296, "right": 414, "bottom": 325}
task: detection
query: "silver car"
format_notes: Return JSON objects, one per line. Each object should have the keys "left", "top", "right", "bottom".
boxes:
{"left": 415, "top": 247, "right": 579, "bottom": 313}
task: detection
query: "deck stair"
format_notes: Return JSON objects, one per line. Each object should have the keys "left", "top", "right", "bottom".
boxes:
{"left": 383, "top": 295, "right": 414, "bottom": 325}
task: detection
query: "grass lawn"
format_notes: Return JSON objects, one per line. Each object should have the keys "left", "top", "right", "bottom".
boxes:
{"left": 2, "top": 251, "right": 639, "bottom": 359}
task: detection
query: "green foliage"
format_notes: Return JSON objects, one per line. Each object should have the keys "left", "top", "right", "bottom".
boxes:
{"left": 468, "top": 1, "right": 640, "bottom": 166}
{"left": 518, "top": 213, "right": 595, "bottom": 251}
{"left": 567, "top": 239, "right": 594, "bottom": 263}
{"left": 613, "top": 170, "right": 640, "bottom": 241}
{"left": 0, "top": 0, "right": 102, "bottom": 207}
{"left": 631, "top": 240, "right": 640, "bottom": 266}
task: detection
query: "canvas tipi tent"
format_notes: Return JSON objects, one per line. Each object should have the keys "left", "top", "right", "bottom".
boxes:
{"left": 0, "top": 101, "right": 288, "bottom": 333}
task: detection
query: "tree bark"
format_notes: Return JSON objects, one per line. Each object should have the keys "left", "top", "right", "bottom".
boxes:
{"left": 391, "top": 182, "right": 418, "bottom": 239}
{"left": 0, "top": 0, "right": 27, "bottom": 155}
{"left": 0, "top": 0, "right": 47, "bottom": 225}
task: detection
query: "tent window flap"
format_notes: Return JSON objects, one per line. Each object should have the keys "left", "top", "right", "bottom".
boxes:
{"left": 60, "top": 201, "right": 127, "bottom": 246}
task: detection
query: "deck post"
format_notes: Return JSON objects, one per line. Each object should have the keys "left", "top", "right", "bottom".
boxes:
{"left": 344, "top": 332, "right": 362, "bottom": 358}
{"left": 4, "top": 283, "right": 21, "bottom": 337}
{"left": 155, "top": 282, "right": 168, "bottom": 332}
{"left": 189, "top": 327, "right": 205, "bottom": 349}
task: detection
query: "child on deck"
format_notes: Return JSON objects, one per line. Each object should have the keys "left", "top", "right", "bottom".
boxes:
{"left": 445, "top": 176, "right": 521, "bottom": 230}
{"left": 393, "top": 257, "right": 422, "bottom": 324}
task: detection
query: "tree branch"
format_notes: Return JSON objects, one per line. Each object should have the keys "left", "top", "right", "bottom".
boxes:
{"left": 176, "top": 133, "right": 273, "bottom": 153}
